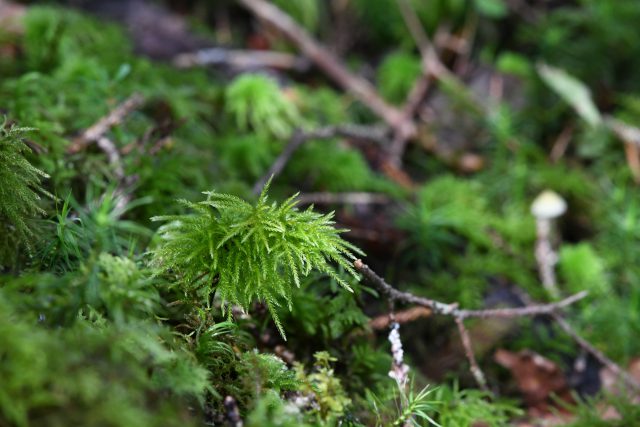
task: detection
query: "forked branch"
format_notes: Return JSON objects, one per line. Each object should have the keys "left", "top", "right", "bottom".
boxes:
{"left": 354, "top": 259, "right": 639, "bottom": 391}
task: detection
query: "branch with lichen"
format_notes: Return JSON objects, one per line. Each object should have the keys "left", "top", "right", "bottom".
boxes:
{"left": 388, "top": 321, "right": 410, "bottom": 391}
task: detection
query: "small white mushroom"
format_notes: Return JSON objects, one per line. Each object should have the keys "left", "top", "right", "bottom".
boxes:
{"left": 531, "top": 190, "right": 567, "bottom": 219}
{"left": 531, "top": 190, "right": 567, "bottom": 298}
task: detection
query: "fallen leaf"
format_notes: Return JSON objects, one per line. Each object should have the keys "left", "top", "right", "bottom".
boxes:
{"left": 495, "top": 349, "right": 573, "bottom": 412}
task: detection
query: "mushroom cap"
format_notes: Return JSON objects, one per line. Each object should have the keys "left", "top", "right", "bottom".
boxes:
{"left": 531, "top": 190, "right": 567, "bottom": 219}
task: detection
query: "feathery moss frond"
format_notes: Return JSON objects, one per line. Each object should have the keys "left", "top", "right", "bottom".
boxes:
{"left": 151, "top": 185, "right": 363, "bottom": 338}
{"left": 0, "top": 120, "right": 50, "bottom": 266}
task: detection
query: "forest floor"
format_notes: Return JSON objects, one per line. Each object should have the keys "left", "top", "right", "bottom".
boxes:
{"left": 2, "top": 0, "right": 640, "bottom": 426}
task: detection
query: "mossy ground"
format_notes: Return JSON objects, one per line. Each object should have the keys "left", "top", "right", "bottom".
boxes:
{"left": 1, "top": 1, "right": 640, "bottom": 426}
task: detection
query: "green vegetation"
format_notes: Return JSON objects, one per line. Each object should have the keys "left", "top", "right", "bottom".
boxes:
{"left": 0, "top": 122, "right": 50, "bottom": 266}
{"left": 150, "top": 185, "right": 362, "bottom": 338}
{"left": 2, "top": 1, "right": 640, "bottom": 426}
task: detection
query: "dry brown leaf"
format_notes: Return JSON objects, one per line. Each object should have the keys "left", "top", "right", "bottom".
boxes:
{"left": 600, "top": 357, "right": 640, "bottom": 397}
{"left": 495, "top": 349, "right": 573, "bottom": 412}
{"left": 628, "top": 357, "right": 640, "bottom": 383}
{"left": 624, "top": 142, "right": 640, "bottom": 184}
{"left": 380, "top": 161, "right": 416, "bottom": 189}
{"left": 0, "top": 0, "right": 25, "bottom": 35}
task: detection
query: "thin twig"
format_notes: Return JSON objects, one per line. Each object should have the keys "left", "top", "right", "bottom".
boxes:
{"left": 96, "top": 137, "right": 125, "bottom": 180}
{"left": 95, "top": 135, "right": 137, "bottom": 211}
{"left": 252, "top": 125, "right": 388, "bottom": 194}
{"left": 356, "top": 258, "right": 640, "bottom": 392}
{"left": 387, "top": 0, "right": 455, "bottom": 167}
{"left": 457, "top": 291, "right": 587, "bottom": 319}
{"left": 253, "top": 130, "right": 306, "bottom": 195}
{"left": 355, "top": 259, "right": 459, "bottom": 315}
{"left": 456, "top": 317, "right": 489, "bottom": 393}
{"left": 395, "top": 0, "right": 434, "bottom": 58}
{"left": 551, "top": 313, "right": 640, "bottom": 390}
{"left": 295, "top": 192, "right": 391, "bottom": 206}
{"left": 387, "top": 0, "right": 435, "bottom": 167}
{"left": 606, "top": 117, "right": 640, "bottom": 183}
{"left": 66, "top": 93, "right": 147, "bottom": 212}
{"left": 354, "top": 259, "right": 584, "bottom": 319}
{"left": 606, "top": 116, "right": 640, "bottom": 147}
{"left": 395, "top": 0, "right": 450, "bottom": 80}
{"left": 550, "top": 123, "right": 574, "bottom": 163}
{"left": 236, "top": 0, "right": 414, "bottom": 139}
{"left": 402, "top": 74, "right": 431, "bottom": 120}
{"left": 450, "top": 15, "right": 477, "bottom": 76}
{"left": 390, "top": 0, "right": 486, "bottom": 167}
{"left": 67, "top": 93, "right": 145, "bottom": 153}
{"left": 354, "top": 259, "right": 592, "bottom": 390}
{"left": 173, "top": 48, "right": 311, "bottom": 72}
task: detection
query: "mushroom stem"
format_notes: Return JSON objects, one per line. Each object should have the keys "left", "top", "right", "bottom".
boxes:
{"left": 535, "top": 217, "right": 560, "bottom": 298}
{"left": 531, "top": 190, "right": 566, "bottom": 298}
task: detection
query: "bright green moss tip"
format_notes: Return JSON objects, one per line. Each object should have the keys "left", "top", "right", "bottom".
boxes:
{"left": 150, "top": 184, "right": 364, "bottom": 339}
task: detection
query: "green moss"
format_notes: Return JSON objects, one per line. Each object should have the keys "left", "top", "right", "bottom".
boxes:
{"left": 377, "top": 51, "right": 422, "bottom": 104}
{"left": 151, "top": 186, "right": 363, "bottom": 338}
{"left": 225, "top": 74, "right": 302, "bottom": 139}
{"left": 0, "top": 122, "right": 50, "bottom": 267}
{"left": 0, "top": 290, "right": 207, "bottom": 427}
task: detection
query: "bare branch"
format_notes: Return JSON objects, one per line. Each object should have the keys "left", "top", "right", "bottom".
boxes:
{"left": 354, "top": 259, "right": 459, "bottom": 315}
{"left": 295, "top": 192, "right": 391, "bottom": 206}
{"left": 355, "top": 258, "right": 599, "bottom": 392}
{"left": 65, "top": 93, "right": 146, "bottom": 213}
{"left": 394, "top": 0, "right": 452, "bottom": 80}
{"left": 550, "top": 123, "right": 574, "bottom": 162}
{"left": 354, "top": 259, "right": 585, "bottom": 319}
{"left": 96, "top": 137, "right": 125, "bottom": 180}
{"left": 457, "top": 291, "right": 588, "bottom": 319}
{"left": 607, "top": 116, "right": 640, "bottom": 147}
{"left": 395, "top": 0, "right": 434, "bottom": 58}
{"left": 173, "top": 48, "right": 310, "bottom": 72}
{"left": 355, "top": 259, "right": 640, "bottom": 392}
{"left": 551, "top": 313, "right": 640, "bottom": 391}
{"left": 389, "top": 0, "right": 487, "bottom": 167}
{"left": 387, "top": 1, "right": 456, "bottom": 166}
{"left": 386, "top": 0, "right": 436, "bottom": 167}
